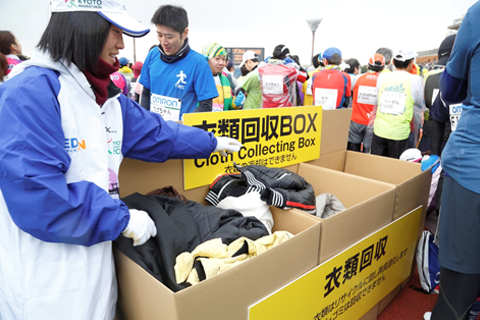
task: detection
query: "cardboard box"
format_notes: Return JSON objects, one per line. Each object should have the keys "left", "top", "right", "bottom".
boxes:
{"left": 307, "top": 108, "right": 432, "bottom": 225}
{"left": 115, "top": 160, "right": 321, "bottom": 320}
{"left": 305, "top": 109, "right": 432, "bottom": 319}
{"left": 296, "top": 163, "right": 397, "bottom": 264}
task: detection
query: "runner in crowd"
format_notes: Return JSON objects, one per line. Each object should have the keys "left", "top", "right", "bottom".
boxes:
{"left": 140, "top": 4, "right": 218, "bottom": 120}
{"left": 258, "top": 45, "right": 309, "bottom": 108}
{"left": 110, "top": 70, "right": 129, "bottom": 96}
{"left": 0, "top": 31, "right": 23, "bottom": 78}
{"left": 376, "top": 47, "right": 394, "bottom": 72}
{"left": 202, "top": 42, "right": 241, "bottom": 111}
{"left": 348, "top": 53, "right": 385, "bottom": 153}
{"left": 428, "top": 2, "right": 480, "bottom": 318}
{"left": 224, "top": 59, "right": 237, "bottom": 92}
{"left": 235, "top": 50, "right": 261, "bottom": 109}
{"left": 420, "top": 34, "right": 456, "bottom": 218}
{"left": 119, "top": 57, "right": 133, "bottom": 80}
{"left": 303, "top": 52, "right": 324, "bottom": 106}
{"left": 130, "top": 60, "right": 143, "bottom": 103}
{"left": 371, "top": 49, "right": 424, "bottom": 158}
{"left": 311, "top": 47, "right": 352, "bottom": 110}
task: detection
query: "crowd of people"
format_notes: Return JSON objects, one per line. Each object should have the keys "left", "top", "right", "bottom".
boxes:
{"left": 1, "top": 0, "right": 480, "bottom": 319}
{"left": 0, "top": 6, "right": 453, "bottom": 163}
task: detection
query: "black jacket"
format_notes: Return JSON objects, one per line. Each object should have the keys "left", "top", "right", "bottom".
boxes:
{"left": 114, "top": 192, "right": 268, "bottom": 292}
{"left": 206, "top": 165, "right": 317, "bottom": 215}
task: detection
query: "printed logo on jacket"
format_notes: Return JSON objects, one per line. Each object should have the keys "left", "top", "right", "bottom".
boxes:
{"left": 183, "top": 106, "right": 322, "bottom": 189}
{"left": 64, "top": 137, "right": 86, "bottom": 153}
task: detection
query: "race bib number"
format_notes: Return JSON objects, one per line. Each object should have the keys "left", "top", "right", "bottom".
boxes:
{"left": 262, "top": 75, "right": 283, "bottom": 94}
{"left": 151, "top": 94, "right": 182, "bottom": 121}
{"left": 314, "top": 88, "right": 338, "bottom": 110}
{"left": 449, "top": 103, "right": 463, "bottom": 131}
{"left": 379, "top": 91, "right": 406, "bottom": 115}
{"left": 357, "top": 86, "right": 377, "bottom": 105}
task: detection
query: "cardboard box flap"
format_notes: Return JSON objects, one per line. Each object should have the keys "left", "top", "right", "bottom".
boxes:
{"left": 119, "top": 158, "right": 210, "bottom": 204}
{"left": 319, "top": 108, "right": 352, "bottom": 157}
{"left": 344, "top": 151, "right": 423, "bottom": 185}
{"left": 305, "top": 150, "right": 346, "bottom": 171}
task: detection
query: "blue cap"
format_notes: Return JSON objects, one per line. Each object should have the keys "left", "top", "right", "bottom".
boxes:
{"left": 322, "top": 47, "right": 342, "bottom": 60}
{"left": 119, "top": 57, "right": 130, "bottom": 66}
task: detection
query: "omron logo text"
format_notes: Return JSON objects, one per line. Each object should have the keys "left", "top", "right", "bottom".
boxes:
{"left": 152, "top": 96, "right": 179, "bottom": 108}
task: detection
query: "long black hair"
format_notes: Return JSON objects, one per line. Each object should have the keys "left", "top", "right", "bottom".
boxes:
{"left": 37, "top": 12, "right": 110, "bottom": 71}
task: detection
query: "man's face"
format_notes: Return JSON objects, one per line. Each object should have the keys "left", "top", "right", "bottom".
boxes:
{"left": 208, "top": 55, "right": 227, "bottom": 76}
{"left": 156, "top": 25, "right": 188, "bottom": 56}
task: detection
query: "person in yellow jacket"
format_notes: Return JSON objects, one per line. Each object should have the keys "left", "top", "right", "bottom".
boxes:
{"left": 371, "top": 49, "right": 424, "bottom": 158}
{"left": 302, "top": 53, "right": 324, "bottom": 106}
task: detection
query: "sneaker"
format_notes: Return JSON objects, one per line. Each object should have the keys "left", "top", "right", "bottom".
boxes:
{"left": 424, "top": 311, "right": 432, "bottom": 320}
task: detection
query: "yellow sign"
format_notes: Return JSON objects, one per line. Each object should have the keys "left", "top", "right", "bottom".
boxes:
{"left": 249, "top": 206, "right": 423, "bottom": 320}
{"left": 182, "top": 106, "right": 322, "bottom": 190}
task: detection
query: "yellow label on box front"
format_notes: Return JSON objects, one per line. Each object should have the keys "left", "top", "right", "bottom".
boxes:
{"left": 248, "top": 206, "right": 423, "bottom": 320}
{"left": 182, "top": 106, "right": 322, "bottom": 190}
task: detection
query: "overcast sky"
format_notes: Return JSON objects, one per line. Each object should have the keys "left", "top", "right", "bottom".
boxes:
{"left": 0, "top": 0, "right": 477, "bottom": 66}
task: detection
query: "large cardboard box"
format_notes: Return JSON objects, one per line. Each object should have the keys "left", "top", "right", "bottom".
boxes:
{"left": 115, "top": 160, "right": 321, "bottom": 320}
{"left": 307, "top": 108, "right": 432, "bottom": 225}
{"left": 306, "top": 109, "right": 432, "bottom": 318}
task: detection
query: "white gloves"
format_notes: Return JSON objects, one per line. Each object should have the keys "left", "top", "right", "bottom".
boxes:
{"left": 122, "top": 209, "right": 157, "bottom": 246}
{"left": 214, "top": 137, "right": 243, "bottom": 156}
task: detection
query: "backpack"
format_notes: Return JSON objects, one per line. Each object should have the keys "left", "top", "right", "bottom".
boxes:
{"left": 412, "top": 230, "right": 440, "bottom": 294}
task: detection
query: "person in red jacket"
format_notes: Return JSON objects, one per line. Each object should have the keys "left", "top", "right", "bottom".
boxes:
{"left": 347, "top": 54, "right": 385, "bottom": 152}
{"left": 311, "top": 47, "right": 351, "bottom": 109}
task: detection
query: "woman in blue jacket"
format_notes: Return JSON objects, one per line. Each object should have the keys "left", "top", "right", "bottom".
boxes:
{"left": 0, "top": 1, "right": 241, "bottom": 319}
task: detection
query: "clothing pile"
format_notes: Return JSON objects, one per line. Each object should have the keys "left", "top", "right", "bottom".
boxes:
{"left": 114, "top": 186, "right": 270, "bottom": 292}
{"left": 115, "top": 165, "right": 346, "bottom": 291}
{"left": 206, "top": 164, "right": 317, "bottom": 216}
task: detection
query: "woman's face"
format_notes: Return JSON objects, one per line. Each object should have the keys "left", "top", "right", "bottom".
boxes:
{"left": 12, "top": 36, "right": 22, "bottom": 55}
{"left": 100, "top": 25, "right": 125, "bottom": 65}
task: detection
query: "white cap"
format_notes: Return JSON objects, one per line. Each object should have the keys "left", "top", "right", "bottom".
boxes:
{"left": 399, "top": 148, "right": 422, "bottom": 162}
{"left": 394, "top": 49, "right": 418, "bottom": 62}
{"left": 50, "top": 0, "right": 150, "bottom": 38}
{"left": 240, "top": 50, "right": 258, "bottom": 67}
